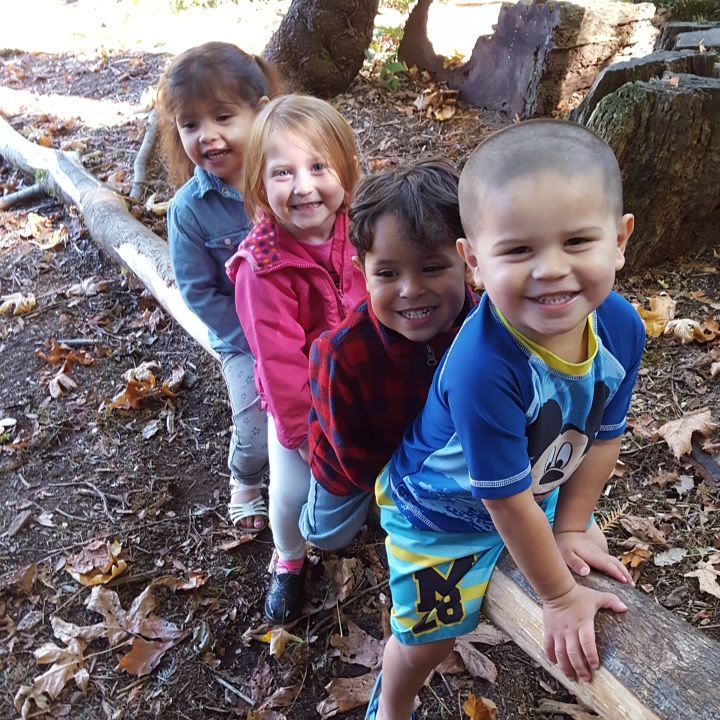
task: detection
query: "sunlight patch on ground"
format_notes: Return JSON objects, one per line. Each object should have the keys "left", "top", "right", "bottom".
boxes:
{"left": 0, "top": 0, "right": 290, "bottom": 57}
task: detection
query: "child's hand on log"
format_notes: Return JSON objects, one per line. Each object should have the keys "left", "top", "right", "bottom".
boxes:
{"left": 555, "top": 529, "right": 634, "bottom": 586}
{"left": 543, "top": 583, "right": 628, "bottom": 682}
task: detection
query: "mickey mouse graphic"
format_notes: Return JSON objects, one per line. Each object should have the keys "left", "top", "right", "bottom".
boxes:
{"left": 526, "top": 382, "right": 610, "bottom": 495}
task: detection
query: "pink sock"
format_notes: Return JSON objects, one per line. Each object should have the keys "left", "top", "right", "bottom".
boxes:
{"left": 276, "top": 557, "right": 304, "bottom": 575}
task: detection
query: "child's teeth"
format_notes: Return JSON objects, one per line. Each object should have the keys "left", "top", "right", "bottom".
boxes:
{"left": 402, "top": 308, "right": 432, "bottom": 319}
{"left": 537, "top": 294, "right": 571, "bottom": 304}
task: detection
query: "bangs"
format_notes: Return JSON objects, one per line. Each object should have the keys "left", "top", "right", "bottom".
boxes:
{"left": 166, "top": 69, "right": 241, "bottom": 118}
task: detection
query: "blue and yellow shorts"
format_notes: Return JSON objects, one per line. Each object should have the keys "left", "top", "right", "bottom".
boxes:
{"left": 376, "top": 468, "right": 558, "bottom": 646}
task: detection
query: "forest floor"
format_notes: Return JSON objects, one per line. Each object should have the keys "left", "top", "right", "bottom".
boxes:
{"left": 1, "top": 2, "right": 719, "bottom": 720}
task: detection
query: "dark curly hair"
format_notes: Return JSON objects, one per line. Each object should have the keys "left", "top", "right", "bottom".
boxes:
{"left": 349, "top": 158, "right": 463, "bottom": 263}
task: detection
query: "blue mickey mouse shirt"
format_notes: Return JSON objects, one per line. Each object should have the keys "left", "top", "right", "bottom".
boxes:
{"left": 386, "top": 291, "right": 645, "bottom": 533}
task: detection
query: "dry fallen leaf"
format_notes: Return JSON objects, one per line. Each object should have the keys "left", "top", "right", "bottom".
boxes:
{"left": 257, "top": 628, "right": 303, "bottom": 659}
{"left": 0, "top": 291, "right": 36, "bottom": 316}
{"left": 316, "top": 673, "right": 376, "bottom": 719}
{"left": 48, "top": 363, "right": 78, "bottom": 400}
{"left": 116, "top": 637, "right": 177, "bottom": 676}
{"left": 323, "top": 557, "right": 362, "bottom": 603}
{"left": 31, "top": 224, "right": 68, "bottom": 251}
{"left": 619, "top": 517, "right": 668, "bottom": 546}
{"left": 684, "top": 555, "right": 720, "bottom": 599}
{"left": 620, "top": 543, "right": 653, "bottom": 569}
{"left": 330, "top": 620, "right": 383, "bottom": 670}
{"left": 664, "top": 318, "right": 718, "bottom": 344}
{"left": 85, "top": 584, "right": 186, "bottom": 645}
{"left": 35, "top": 340, "right": 94, "bottom": 367}
{"left": 33, "top": 637, "right": 87, "bottom": 698}
{"left": 633, "top": 293, "right": 676, "bottom": 337}
{"left": 455, "top": 638, "right": 497, "bottom": 683}
{"left": 654, "top": 548, "right": 687, "bottom": 567}
{"left": 537, "top": 699, "right": 599, "bottom": 719}
{"left": 463, "top": 693, "right": 497, "bottom": 720}
{"left": 0, "top": 563, "right": 37, "bottom": 595}
{"left": 66, "top": 539, "right": 127, "bottom": 586}
{"left": 174, "top": 571, "right": 209, "bottom": 591}
{"left": 657, "top": 408, "right": 718, "bottom": 459}
{"left": 67, "top": 277, "right": 112, "bottom": 297}
{"left": 260, "top": 685, "right": 300, "bottom": 711}
{"left": 14, "top": 685, "right": 50, "bottom": 720}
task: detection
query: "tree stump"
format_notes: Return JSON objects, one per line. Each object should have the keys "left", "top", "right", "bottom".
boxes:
{"left": 674, "top": 27, "right": 720, "bottom": 52}
{"left": 572, "top": 49, "right": 718, "bottom": 125}
{"left": 587, "top": 74, "right": 720, "bottom": 270}
{"left": 654, "top": 21, "right": 719, "bottom": 51}
{"left": 397, "top": 0, "right": 659, "bottom": 118}
{"left": 262, "top": 0, "right": 378, "bottom": 96}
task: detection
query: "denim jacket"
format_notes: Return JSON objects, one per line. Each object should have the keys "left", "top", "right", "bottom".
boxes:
{"left": 167, "top": 167, "right": 252, "bottom": 353}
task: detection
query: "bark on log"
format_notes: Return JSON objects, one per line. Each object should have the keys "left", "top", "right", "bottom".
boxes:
{"left": 262, "top": 0, "right": 378, "bottom": 96}
{"left": 397, "top": 0, "right": 659, "bottom": 118}
{"left": 0, "top": 116, "right": 214, "bottom": 356}
{"left": 586, "top": 74, "right": 720, "bottom": 270}
{"left": 571, "top": 48, "right": 718, "bottom": 125}
{"left": 486, "top": 553, "right": 720, "bottom": 719}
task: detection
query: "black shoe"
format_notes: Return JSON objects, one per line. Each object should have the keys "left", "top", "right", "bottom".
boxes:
{"left": 264, "top": 567, "right": 306, "bottom": 624}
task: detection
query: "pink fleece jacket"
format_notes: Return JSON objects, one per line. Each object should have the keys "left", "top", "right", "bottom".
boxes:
{"left": 226, "top": 212, "right": 366, "bottom": 449}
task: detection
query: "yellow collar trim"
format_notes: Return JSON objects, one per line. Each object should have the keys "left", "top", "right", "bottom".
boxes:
{"left": 495, "top": 308, "right": 597, "bottom": 375}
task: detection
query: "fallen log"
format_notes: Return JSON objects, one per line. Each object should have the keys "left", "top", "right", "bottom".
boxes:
{"left": 485, "top": 553, "right": 720, "bottom": 719}
{"left": 0, "top": 115, "right": 214, "bottom": 356}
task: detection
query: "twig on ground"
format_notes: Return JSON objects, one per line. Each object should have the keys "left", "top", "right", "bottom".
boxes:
{"left": 130, "top": 110, "right": 158, "bottom": 201}
{"left": 212, "top": 673, "right": 255, "bottom": 707}
{"left": 83, "top": 480, "right": 114, "bottom": 523}
{"left": 0, "top": 183, "right": 45, "bottom": 210}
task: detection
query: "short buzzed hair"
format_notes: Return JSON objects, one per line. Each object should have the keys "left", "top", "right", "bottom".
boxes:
{"left": 350, "top": 158, "right": 463, "bottom": 263}
{"left": 459, "top": 120, "right": 623, "bottom": 238}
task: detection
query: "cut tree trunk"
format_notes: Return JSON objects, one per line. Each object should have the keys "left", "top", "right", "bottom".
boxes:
{"left": 587, "top": 73, "right": 720, "bottom": 270}
{"left": 0, "top": 116, "right": 214, "bottom": 356}
{"left": 486, "top": 553, "right": 720, "bottom": 719}
{"left": 571, "top": 48, "right": 718, "bottom": 124}
{"left": 654, "top": 21, "right": 719, "bottom": 51}
{"left": 674, "top": 27, "right": 720, "bottom": 51}
{"left": 262, "top": 0, "right": 378, "bottom": 96}
{"left": 397, "top": 0, "right": 659, "bottom": 118}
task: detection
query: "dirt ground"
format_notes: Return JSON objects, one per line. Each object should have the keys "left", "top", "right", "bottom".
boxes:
{"left": 1, "top": 3, "right": 719, "bottom": 720}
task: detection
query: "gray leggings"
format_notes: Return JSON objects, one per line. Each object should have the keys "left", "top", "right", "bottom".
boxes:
{"left": 267, "top": 415, "right": 310, "bottom": 562}
{"left": 219, "top": 351, "right": 268, "bottom": 486}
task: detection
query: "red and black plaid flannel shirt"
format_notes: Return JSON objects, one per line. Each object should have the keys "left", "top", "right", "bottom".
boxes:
{"left": 307, "top": 288, "right": 478, "bottom": 496}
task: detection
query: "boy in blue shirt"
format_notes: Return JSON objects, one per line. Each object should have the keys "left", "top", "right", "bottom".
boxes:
{"left": 366, "top": 119, "right": 644, "bottom": 719}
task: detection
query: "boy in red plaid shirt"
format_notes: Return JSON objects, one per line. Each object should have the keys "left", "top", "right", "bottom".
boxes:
{"left": 299, "top": 159, "right": 478, "bottom": 550}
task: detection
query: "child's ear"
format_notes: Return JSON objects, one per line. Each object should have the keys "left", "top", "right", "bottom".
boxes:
{"left": 457, "top": 238, "right": 483, "bottom": 288}
{"left": 615, "top": 213, "right": 634, "bottom": 271}
{"left": 258, "top": 96, "right": 270, "bottom": 109}
{"left": 352, "top": 255, "right": 367, "bottom": 285}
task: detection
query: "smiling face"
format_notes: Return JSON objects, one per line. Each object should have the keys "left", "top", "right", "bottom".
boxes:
{"left": 358, "top": 213, "right": 467, "bottom": 342}
{"left": 262, "top": 130, "right": 346, "bottom": 245}
{"left": 176, "top": 100, "right": 260, "bottom": 190}
{"left": 458, "top": 170, "right": 633, "bottom": 360}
